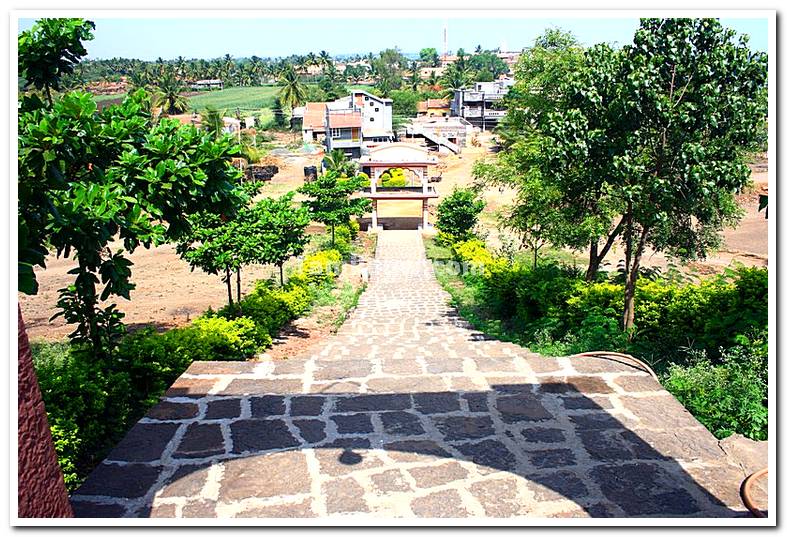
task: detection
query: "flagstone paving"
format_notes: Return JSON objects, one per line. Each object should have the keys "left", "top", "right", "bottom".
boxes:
{"left": 70, "top": 230, "right": 761, "bottom": 519}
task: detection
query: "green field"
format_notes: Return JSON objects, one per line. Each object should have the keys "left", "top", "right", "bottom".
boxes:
{"left": 186, "top": 84, "right": 377, "bottom": 113}
{"left": 93, "top": 93, "right": 127, "bottom": 103}
{"left": 187, "top": 86, "right": 280, "bottom": 113}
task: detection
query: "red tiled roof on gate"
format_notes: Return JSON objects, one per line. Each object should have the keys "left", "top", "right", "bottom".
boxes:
{"left": 328, "top": 111, "right": 362, "bottom": 129}
{"left": 303, "top": 102, "right": 327, "bottom": 131}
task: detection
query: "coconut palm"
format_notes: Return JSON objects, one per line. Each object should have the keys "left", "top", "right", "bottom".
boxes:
{"left": 277, "top": 65, "right": 307, "bottom": 137}
{"left": 319, "top": 50, "right": 332, "bottom": 72}
{"left": 152, "top": 69, "right": 189, "bottom": 115}
{"left": 440, "top": 63, "right": 469, "bottom": 98}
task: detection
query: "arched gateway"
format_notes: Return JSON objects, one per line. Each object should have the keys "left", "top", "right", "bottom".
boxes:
{"left": 359, "top": 143, "right": 439, "bottom": 231}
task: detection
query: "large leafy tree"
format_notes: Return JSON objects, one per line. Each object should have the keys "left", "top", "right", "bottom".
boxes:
{"left": 474, "top": 29, "right": 600, "bottom": 273}
{"left": 481, "top": 20, "right": 767, "bottom": 332}
{"left": 18, "top": 19, "right": 246, "bottom": 358}
{"left": 298, "top": 170, "right": 370, "bottom": 246}
{"left": 372, "top": 48, "right": 409, "bottom": 97}
{"left": 18, "top": 18, "right": 95, "bottom": 105}
{"left": 467, "top": 50, "right": 509, "bottom": 82}
{"left": 419, "top": 47, "right": 440, "bottom": 67}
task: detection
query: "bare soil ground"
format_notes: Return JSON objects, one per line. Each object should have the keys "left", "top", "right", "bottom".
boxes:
{"left": 19, "top": 133, "right": 767, "bottom": 342}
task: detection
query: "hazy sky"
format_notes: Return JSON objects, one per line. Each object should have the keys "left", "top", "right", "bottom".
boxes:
{"left": 18, "top": 16, "right": 768, "bottom": 61}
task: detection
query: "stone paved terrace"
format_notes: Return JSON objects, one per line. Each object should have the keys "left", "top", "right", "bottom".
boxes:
{"left": 70, "top": 230, "right": 764, "bottom": 519}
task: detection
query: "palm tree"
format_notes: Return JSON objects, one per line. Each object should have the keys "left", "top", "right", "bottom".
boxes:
{"left": 152, "top": 69, "right": 189, "bottom": 115}
{"left": 319, "top": 50, "right": 332, "bottom": 73}
{"left": 440, "top": 63, "right": 469, "bottom": 98}
{"left": 322, "top": 149, "right": 358, "bottom": 177}
{"left": 277, "top": 65, "right": 307, "bottom": 137}
{"left": 407, "top": 61, "right": 421, "bottom": 91}
{"left": 201, "top": 106, "right": 225, "bottom": 139}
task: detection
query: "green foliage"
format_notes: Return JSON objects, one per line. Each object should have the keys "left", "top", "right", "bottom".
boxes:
{"left": 322, "top": 149, "right": 359, "bottom": 177}
{"left": 152, "top": 67, "right": 188, "bottom": 115}
{"left": 431, "top": 236, "right": 768, "bottom": 440}
{"left": 18, "top": 86, "right": 245, "bottom": 357}
{"left": 33, "top": 343, "right": 133, "bottom": 490}
{"left": 292, "top": 249, "right": 343, "bottom": 287}
{"left": 200, "top": 106, "right": 224, "bottom": 138}
{"left": 299, "top": 170, "right": 371, "bottom": 246}
{"left": 435, "top": 188, "right": 486, "bottom": 244}
{"left": 277, "top": 64, "right": 307, "bottom": 115}
{"left": 419, "top": 48, "right": 440, "bottom": 67}
{"left": 379, "top": 168, "right": 408, "bottom": 187}
{"left": 663, "top": 338, "right": 768, "bottom": 440}
{"left": 254, "top": 193, "right": 311, "bottom": 285}
{"left": 18, "top": 18, "right": 95, "bottom": 104}
{"left": 190, "top": 316, "right": 260, "bottom": 357}
{"left": 491, "top": 20, "right": 768, "bottom": 329}
{"left": 467, "top": 50, "right": 509, "bottom": 82}
{"left": 389, "top": 89, "right": 422, "bottom": 118}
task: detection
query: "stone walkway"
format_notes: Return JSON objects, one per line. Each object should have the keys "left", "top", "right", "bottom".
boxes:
{"left": 71, "top": 231, "right": 759, "bottom": 519}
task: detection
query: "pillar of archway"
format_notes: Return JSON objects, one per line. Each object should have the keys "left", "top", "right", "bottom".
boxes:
{"left": 371, "top": 199, "right": 379, "bottom": 230}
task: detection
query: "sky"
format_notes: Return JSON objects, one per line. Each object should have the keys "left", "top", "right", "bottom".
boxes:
{"left": 17, "top": 16, "right": 768, "bottom": 61}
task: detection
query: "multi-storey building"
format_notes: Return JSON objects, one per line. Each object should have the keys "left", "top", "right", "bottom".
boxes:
{"left": 450, "top": 78, "right": 514, "bottom": 131}
{"left": 297, "top": 90, "right": 394, "bottom": 158}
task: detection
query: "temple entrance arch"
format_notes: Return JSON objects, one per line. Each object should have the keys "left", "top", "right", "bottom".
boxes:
{"left": 359, "top": 143, "right": 439, "bottom": 231}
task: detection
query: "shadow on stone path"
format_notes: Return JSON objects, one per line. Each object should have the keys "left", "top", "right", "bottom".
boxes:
{"left": 70, "top": 231, "right": 754, "bottom": 519}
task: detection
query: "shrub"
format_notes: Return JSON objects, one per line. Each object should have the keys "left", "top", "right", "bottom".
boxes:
{"left": 435, "top": 188, "right": 485, "bottom": 244}
{"left": 662, "top": 341, "right": 768, "bottom": 440}
{"left": 191, "top": 316, "right": 260, "bottom": 358}
{"left": 379, "top": 168, "right": 408, "bottom": 187}
{"left": 292, "top": 249, "right": 343, "bottom": 286}
{"left": 34, "top": 344, "right": 134, "bottom": 490}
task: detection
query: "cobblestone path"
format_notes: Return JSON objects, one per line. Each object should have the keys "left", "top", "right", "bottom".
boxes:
{"left": 71, "top": 231, "right": 757, "bottom": 519}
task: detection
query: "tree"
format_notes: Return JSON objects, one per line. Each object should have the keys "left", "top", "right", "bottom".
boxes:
{"left": 468, "top": 50, "right": 509, "bottom": 82}
{"left": 256, "top": 193, "right": 311, "bottom": 286}
{"left": 152, "top": 68, "right": 189, "bottom": 115}
{"left": 322, "top": 149, "right": 359, "bottom": 177}
{"left": 277, "top": 64, "right": 306, "bottom": 129}
{"left": 606, "top": 18, "right": 767, "bottom": 330}
{"left": 475, "top": 29, "right": 601, "bottom": 276}
{"left": 372, "top": 48, "right": 409, "bottom": 97}
{"left": 389, "top": 89, "right": 421, "bottom": 119}
{"left": 482, "top": 20, "right": 767, "bottom": 332}
{"left": 298, "top": 170, "right": 371, "bottom": 246}
{"left": 419, "top": 47, "right": 440, "bottom": 67}
{"left": 440, "top": 63, "right": 470, "bottom": 98}
{"left": 18, "top": 19, "right": 247, "bottom": 359}
{"left": 201, "top": 106, "right": 225, "bottom": 138}
{"left": 18, "top": 18, "right": 95, "bottom": 105}
{"left": 435, "top": 188, "right": 486, "bottom": 243}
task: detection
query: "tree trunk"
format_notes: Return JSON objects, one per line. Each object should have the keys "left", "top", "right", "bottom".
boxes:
{"left": 585, "top": 217, "right": 626, "bottom": 282}
{"left": 225, "top": 267, "right": 234, "bottom": 307}
{"left": 622, "top": 225, "right": 650, "bottom": 334}
{"left": 279, "top": 263, "right": 285, "bottom": 287}
{"left": 236, "top": 267, "right": 242, "bottom": 302}
{"left": 586, "top": 240, "right": 599, "bottom": 280}
{"left": 331, "top": 224, "right": 335, "bottom": 247}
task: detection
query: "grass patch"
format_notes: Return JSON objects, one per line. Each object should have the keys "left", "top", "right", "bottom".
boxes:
{"left": 187, "top": 86, "right": 280, "bottom": 113}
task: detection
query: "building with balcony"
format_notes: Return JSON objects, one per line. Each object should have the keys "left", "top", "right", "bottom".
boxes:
{"left": 450, "top": 78, "right": 514, "bottom": 131}
{"left": 297, "top": 90, "right": 394, "bottom": 158}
